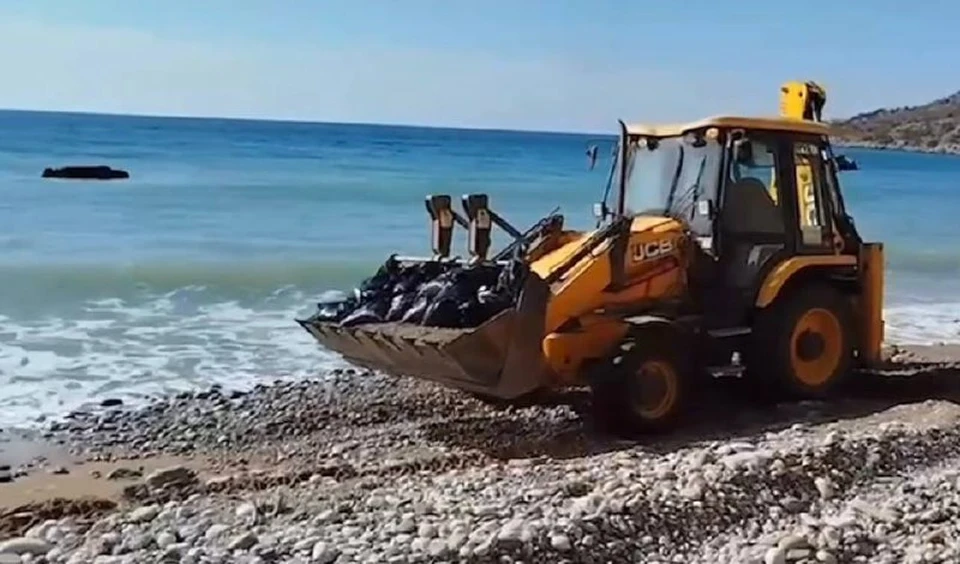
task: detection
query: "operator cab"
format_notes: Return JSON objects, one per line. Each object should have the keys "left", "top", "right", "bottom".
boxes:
{"left": 593, "top": 115, "right": 862, "bottom": 330}
{"left": 713, "top": 122, "right": 862, "bottom": 328}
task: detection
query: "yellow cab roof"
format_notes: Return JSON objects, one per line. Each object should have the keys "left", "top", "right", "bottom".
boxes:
{"left": 624, "top": 116, "right": 832, "bottom": 137}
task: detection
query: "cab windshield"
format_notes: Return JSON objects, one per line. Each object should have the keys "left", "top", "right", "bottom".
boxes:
{"left": 619, "top": 131, "right": 723, "bottom": 220}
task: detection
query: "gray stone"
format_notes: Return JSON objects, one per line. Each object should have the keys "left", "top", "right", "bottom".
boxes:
{"left": 128, "top": 504, "right": 159, "bottom": 523}
{"left": 417, "top": 523, "right": 436, "bottom": 539}
{"left": 312, "top": 541, "right": 339, "bottom": 564}
{"left": 426, "top": 539, "right": 447, "bottom": 557}
{"left": 204, "top": 524, "right": 230, "bottom": 541}
{"left": 228, "top": 532, "right": 258, "bottom": 551}
{"left": 155, "top": 532, "right": 177, "bottom": 549}
{"left": 0, "top": 538, "right": 52, "bottom": 556}
{"left": 106, "top": 467, "right": 143, "bottom": 481}
{"left": 550, "top": 534, "right": 572, "bottom": 551}
{"left": 146, "top": 465, "right": 197, "bottom": 489}
{"left": 815, "top": 477, "right": 836, "bottom": 500}
{"left": 235, "top": 501, "right": 258, "bottom": 522}
{"left": 721, "top": 450, "right": 774, "bottom": 471}
{"left": 849, "top": 499, "right": 900, "bottom": 524}
{"left": 777, "top": 534, "right": 809, "bottom": 551}
{"left": 396, "top": 517, "right": 416, "bottom": 534}
{"left": 764, "top": 547, "right": 787, "bottom": 564}
{"left": 816, "top": 550, "right": 838, "bottom": 564}
{"left": 124, "top": 532, "right": 153, "bottom": 551}
{"left": 496, "top": 519, "right": 525, "bottom": 543}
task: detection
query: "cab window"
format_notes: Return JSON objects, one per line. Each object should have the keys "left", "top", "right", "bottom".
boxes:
{"left": 723, "top": 138, "right": 784, "bottom": 235}
{"left": 792, "top": 141, "right": 830, "bottom": 245}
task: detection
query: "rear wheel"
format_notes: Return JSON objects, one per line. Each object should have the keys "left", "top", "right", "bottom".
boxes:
{"left": 752, "top": 284, "right": 854, "bottom": 398}
{"left": 590, "top": 326, "right": 691, "bottom": 436}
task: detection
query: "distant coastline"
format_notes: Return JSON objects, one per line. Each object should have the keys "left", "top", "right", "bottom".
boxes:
{"left": 833, "top": 137, "right": 960, "bottom": 157}
{"left": 830, "top": 89, "right": 960, "bottom": 158}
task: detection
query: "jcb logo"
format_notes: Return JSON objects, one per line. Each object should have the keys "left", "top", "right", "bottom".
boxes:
{"left": 632, "top": 238, "right": 676, "bottom": 262}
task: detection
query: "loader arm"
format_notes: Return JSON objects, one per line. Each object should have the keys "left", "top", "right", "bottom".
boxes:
{"left": 528, "top": 215, "right": 691, "bottom": 382}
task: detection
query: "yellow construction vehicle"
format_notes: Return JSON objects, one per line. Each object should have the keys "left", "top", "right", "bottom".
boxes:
{"left": 299, "top": 80, "right": 884, "bottom": 434}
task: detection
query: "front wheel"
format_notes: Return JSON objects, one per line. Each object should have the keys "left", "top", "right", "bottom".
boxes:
{"left": 590, "top": 326, "right": 692, "bottom": 436}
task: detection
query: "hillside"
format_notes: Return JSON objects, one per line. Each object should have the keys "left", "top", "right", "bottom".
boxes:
{"left": 833, "top": 90, "right": 960, "bottom": 154}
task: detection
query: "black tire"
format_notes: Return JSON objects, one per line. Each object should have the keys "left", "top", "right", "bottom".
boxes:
{"left": 589, "top": 325, "right": 692, "bottom": 437}
{"left": 750, "top": 283, "right": 855, "bottom": 399}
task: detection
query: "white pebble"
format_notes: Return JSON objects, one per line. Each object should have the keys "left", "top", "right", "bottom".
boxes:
{"left": 0, "top": 538, "right": 51, "bottom": 556}
{"left": 128, "top": 505, "right": 159, "bottom": 523}
{"left": 550, "top": 534, "right": 572, "bottom": 551}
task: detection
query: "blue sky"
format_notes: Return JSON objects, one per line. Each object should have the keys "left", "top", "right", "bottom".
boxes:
{"left": 1, "top": 1, "right": 958, "bottom": 132}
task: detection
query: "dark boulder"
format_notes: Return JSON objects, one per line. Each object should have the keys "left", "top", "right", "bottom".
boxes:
{"left": 42, "top": 166, "right": 130, "bottom": 180}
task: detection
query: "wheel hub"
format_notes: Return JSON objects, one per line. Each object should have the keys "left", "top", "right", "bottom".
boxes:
{"left": 789, "top": 306, "right": 843, "bottom": 388}
{"left": 795, "top": 329, "right": 825, "bottom": 361}
{"left": 628, "top": 360, "right": 677, "bottom": 419}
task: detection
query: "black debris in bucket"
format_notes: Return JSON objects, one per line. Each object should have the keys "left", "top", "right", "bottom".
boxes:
{"left": 315, "top": 253, "right": 527, "bottom": 329}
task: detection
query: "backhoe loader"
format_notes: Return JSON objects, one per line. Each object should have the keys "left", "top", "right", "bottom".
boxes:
{"left": 298, "top": 80, "right": 884, "bottom": 434}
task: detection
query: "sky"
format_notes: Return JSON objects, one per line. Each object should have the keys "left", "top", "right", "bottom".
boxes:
{"left": 1, "top": 0, "right": 959, "bottom": 133}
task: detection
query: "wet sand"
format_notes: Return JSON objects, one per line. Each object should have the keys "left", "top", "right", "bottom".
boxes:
{"left": 0, "top": 456, "right": 201, "bottom": 510}
{"left": 0, "top": 432, "right": 67, "bottom": 471}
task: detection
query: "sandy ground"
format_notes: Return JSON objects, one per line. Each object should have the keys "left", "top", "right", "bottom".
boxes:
{"left": 0, "top": 459, "right": 193, "bottom": 508}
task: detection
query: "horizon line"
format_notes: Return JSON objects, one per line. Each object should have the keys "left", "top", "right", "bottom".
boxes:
{"left": 0, "top": 106, "right": 618, "bottom": 138}
{"left": 0, "top": 105, "right": 866, "bottom": 138}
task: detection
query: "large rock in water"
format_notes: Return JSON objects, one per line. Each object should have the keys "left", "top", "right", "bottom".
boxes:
{"left": 42, "top": 165, "right": 130, "bottom": 180}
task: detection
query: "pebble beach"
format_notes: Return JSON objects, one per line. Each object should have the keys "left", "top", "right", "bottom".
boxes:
{"left": 2, "top": 344, "right": 960, "bottom": 564}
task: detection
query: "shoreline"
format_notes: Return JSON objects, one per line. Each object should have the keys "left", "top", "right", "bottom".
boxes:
{"left": 6, "top": 336, "right": 960, "bottom": 438}
{"left": 3, "top": 344, "right": 960, "bottom": 561}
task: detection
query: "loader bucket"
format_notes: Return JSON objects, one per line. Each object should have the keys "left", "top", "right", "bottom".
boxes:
{"left": 298, "top": 272, "right": 551, "bottom": 399}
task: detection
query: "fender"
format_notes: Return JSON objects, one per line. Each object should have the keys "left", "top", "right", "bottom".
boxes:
{"left": 755, "top": 255, "right": 857, "bottom": 308}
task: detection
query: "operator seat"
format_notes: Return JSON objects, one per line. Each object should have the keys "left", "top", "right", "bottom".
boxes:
{"left": 722, "top": 176, "right": 784, "bottom": 235}
{"left": 715, "top": 176, "right": 786, "bottom": 322}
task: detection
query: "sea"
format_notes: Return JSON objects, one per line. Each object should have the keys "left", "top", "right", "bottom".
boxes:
{"left": 1, "top": 109, "right": 959, "bottom": 429}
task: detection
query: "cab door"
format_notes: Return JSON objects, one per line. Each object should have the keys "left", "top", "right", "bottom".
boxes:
{"left": 786, "top": 135, "right": 841, "bottom": 255}
{"left": 710, "top": 131, "right": 795, "bottom": 326}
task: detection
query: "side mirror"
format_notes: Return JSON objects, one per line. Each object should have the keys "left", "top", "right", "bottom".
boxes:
{"left": 586, "top": 145, "right": 599, "bottom": 170}
{"left": 592, "top": 202, "right": 608, "bottom": 219}
{"left": 696, "top": 199, "right": 715, "bottom": 219}
{"left": 732, "top": 138, "right": 753, "bottom": 165}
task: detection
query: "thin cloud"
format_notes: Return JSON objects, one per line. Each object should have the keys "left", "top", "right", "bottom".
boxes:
{"left": 0, "top": 14, "right": 936, "bottom": 132}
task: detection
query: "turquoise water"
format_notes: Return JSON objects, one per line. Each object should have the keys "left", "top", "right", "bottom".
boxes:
{"left": 1, "top": 109, "right": 960, "bottom": 426}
